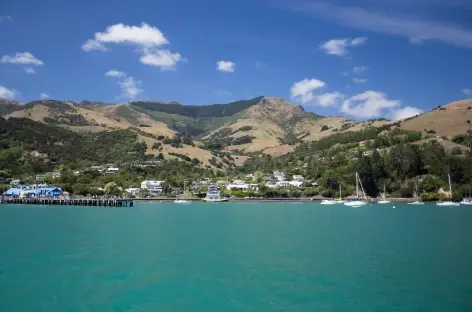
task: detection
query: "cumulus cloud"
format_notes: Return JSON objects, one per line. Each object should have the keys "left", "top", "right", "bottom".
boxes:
{"left": 105, "top": 70, "right": 126, "bottom": 78}
{"left": 0, "top": 85, "right": 17, "bottom": 99}
{"left": 294, "top": 1, "right": 472, "bottom": 49}
{"left": 140, "top": 49, "right": 184, "bottom": 70}
{"left": 1, "top": 52, "right": 44, "bottom": 65}
{"left": 352, "top": 78, "right": 368, "bottom": 84}
{"left": 313, "top": 92, "right": 344, "bottom": 107}
{"left": 290, "top": 78, "right": 326, "bottom": 104}
{"left": 217, "top": 60, "right": 236, "bottom": 72}
{"left": 341, "top": 91, "right": 400, "bottom": 118}
{"left": 462, "top": 88, "right": 472, "bottom": 96}
{"left": 82, "top": 22, "right": 185, "bottom": 69}
{"left": 93, "top": 23, "right": 168, "bottom": 47}
{"left": 24, "top": 67, "right": 36, "bottom": 74}
{"left": 319, "top": 37, "right": 367, "bottom": 56}
{"left": 40, "top": 93, "right": 49, "bottom": 100}
{"left": 82, "top": 39, "right": 108, "bottom": 52}
{"left": 119, "top": 77, "right": 143, "bottom": 100}
{"left": 391, "top": 106, "right": 423, "bottom": 120}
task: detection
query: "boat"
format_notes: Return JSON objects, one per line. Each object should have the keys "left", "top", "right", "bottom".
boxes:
{"left": 344, "top": 172, "right": 368, "bottom": 207}
{"left": 408, "top": 182, "right": 424, "bottom": 205}
{"left": 377, "top": 185, "right": 391, "bottom": 204}
{"left": 460, "top": 186, "right": 472, "bottom": 205}
{"left": 436, "top": 174, "right": 460, "bottom": 206}
{"left": 174, "top": 181, "right": 191, "bottom": 204}
{"left": 203, "top": 185, "right": 229, "bottom": 202}
{"left": 321, "top": 184, "right": 345, "bottom": 204}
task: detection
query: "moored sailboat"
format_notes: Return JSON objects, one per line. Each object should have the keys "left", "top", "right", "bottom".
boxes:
{"left": 408, "top": 181, "right": 424, "bottom": 205}
{"left": 344, "top": 173, "right": 368, "bottom": 207}
{"left": 437, "top": 174, "right": 459, "bottom": 206}
{"left": 377, "top": 185, "right": 391, "bottom": 204}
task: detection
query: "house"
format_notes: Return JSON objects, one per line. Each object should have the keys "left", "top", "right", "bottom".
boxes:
{"left": 293, "top": 175, "right": 305, "bottom": 181}
{"left": 90, "top": 165, "right": 104, "bottom": 172}
{"left": 141, "top": 180, "right": 164, "bottom": 194}
{"left": 4, "top": 186, "right": 63, "bottom": 198}
{"left": 47, "top": 172, "right": 61, "bottom": 179}
{"left": 106, "top": 167, "right": 119, "bottom": 174}
{"left": 35, "top": 174, "right": 46, "bottom": 181}
{"left": 268, "top": 181, "right": 305, "bottom": 188}
{"left": 273, "top": 171, "right": 285, "bottom": 181}
{"left": 9, "top": 179, "right": 23, "bottom": 186}
{"left": 3, "top": 186, "right": 28, "bottom": 197}
{"left": 363, "top": 150, "right": 373, "bottom": 157}
{"left": 226, "top": 180, "right": 259, "bottom": 192}
{"left": 125, "top": 188, "right": 141, "bottom": 196}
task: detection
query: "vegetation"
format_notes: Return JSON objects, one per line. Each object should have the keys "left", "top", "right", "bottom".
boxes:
{"left": 131, "top": 96, "right": 264, "bottom": 118}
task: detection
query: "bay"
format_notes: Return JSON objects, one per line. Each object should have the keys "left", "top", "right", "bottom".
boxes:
{"left": 0, "top": 203, "right": 471, "bottom": 311}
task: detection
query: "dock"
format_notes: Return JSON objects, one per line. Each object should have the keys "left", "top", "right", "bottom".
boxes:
{"left": 2, "top": 198, "right": 134, "bottom": 207}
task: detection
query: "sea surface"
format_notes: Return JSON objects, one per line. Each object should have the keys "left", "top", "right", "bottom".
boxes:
{"left": 1, "top": 202, "right": 472, "bottom": 312}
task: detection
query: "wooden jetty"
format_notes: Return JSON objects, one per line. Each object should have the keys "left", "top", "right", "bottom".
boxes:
{"left": 2, "top": 197, "right": 134, "bottom": 207}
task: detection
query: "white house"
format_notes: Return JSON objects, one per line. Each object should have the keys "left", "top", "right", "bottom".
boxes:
{"left": 293, "top": 175, "right": 305, "bottom": 181}
{"left": 226, "top": 180, "right": 259, "bottom": 192}
{"left": 106, "top": 167, "right": 119, "bottom": 174}
{"left": 125, "top": 188, "right": 141, "bottom": 196}
{"left": 269, "top": 181, "right": 305, "bottom": 188}
{"left": 141, "top": 180, "right": 164, "bottom": 194}
{"left": 273, "top": 171, "right": 285, "bottom": 181}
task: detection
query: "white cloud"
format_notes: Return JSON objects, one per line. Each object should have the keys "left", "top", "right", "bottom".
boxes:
{"left": 313, "top": 92, "right": 344, "bottom": 107}
{"left": 290, "top": 78, "right": 326, "bottom": 104}
{"left": 105, "top": 70, "right": 126, "bottom": 78}
{"left": 0, "top": 85, "right": 17, "bottom": 99}
{"left": 140, "top": 49, "right": 184, "bottom": 70}
{"left": 119, "top": 77, "right": 143, "bottom": 100}
{"left": 319, "top": 37, "right": 367, "bottom": 56}
{"left": 391, "top": 106, "right": 423, "bottom": 120}
{"left": 0, "top": 16, "right": 12, "bottom": 22}
{"left": 1, "top": 52, "right": 44, "bottom": 66}
{"left": 24, "top": 67, "right": 36, "bottom": 74}
{"left": 353, "top": 66, "right": 367, "bottom": 74}
{"left": 341, "top": 91, "right": 400, "bottom": 118}
{"left": 217, "top": 60, "right": 236, "bottom": 72}
{"left": 94, "top": 23, "right": 168, "bottom": 47}
{"left": 82, "top": 23, "right": 185, "bottom": 70}
{"left": 81, "top": 39, "right": 108, "bottom": 52}
{"left": 462, "top": 88, "right": 472, "bottom": 96}
{"left": 352, "top": 78, "right": 368, "bottom": 84}
{"left": 40, "top": 93, "right": 49, "bottom": 100}
{"left": 295, "top": 2, "right": 472, "bottom": 49}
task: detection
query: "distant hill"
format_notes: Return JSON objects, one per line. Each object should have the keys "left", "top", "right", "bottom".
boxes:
{"left": 2, "top": 96, "right": 471, "bottom": 169}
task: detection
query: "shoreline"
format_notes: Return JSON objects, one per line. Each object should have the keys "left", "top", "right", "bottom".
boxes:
{"left": 134, "top": 197, "right": 421, "bottom": 203}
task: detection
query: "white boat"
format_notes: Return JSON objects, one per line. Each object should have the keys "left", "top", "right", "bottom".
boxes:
{"left": 320, "top": 199, "right": 337, "bottom": 205}
{"left": 203, "top": 185, "right": 229, "bottom": 202}
{"left": 460, "top": 199, "right": 472, "bottom": 205}
{"left": 174, "top": 181, "right": 191, "bottom": 204}
{"left": 408, "top": 201, "right": 425, "bottom": 205}
{"left": 377, "top": 185, "right": 391, "bottom": 204}
{"left": 174, "top": 199, "right": 191, "bottom": 204}
{"left": 344, "top": 172, "right": 368, "bottom": 207}
{"left": 437, "top": 174, "right": 459, "bottom": 206}
{"left": 408, "top": 182, "right": 424, "bottom": 205}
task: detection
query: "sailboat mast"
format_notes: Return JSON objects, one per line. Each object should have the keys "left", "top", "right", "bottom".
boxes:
{"left": 356, "top": 172, "right": 359, "bottom": 198}
{"left": 339, "top": 184, "right": 342, "bottom": 200}
{"left": 448, "top": 174, "right": 452, "bottom": 200}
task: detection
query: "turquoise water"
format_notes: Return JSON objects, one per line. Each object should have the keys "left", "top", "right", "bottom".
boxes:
{"left": 1, "top": 203, "right": 472, "bottom": 311}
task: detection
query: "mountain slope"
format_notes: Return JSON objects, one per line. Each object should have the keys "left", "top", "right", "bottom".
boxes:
{"left": 400, "top": 100, "right": 472, "bottom": 137}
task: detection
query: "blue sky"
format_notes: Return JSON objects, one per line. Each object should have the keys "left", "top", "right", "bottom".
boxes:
{"left": 0, "top": 0, "right": 471, "bottom": 120}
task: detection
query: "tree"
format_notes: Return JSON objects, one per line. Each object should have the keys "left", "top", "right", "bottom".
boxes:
{"left": 104, "top": 182, "right": 121, "bottom": 196}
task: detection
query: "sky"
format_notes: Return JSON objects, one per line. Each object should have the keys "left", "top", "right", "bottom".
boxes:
{"left": 1, "top": 0, "right": 472, "bottom": 120}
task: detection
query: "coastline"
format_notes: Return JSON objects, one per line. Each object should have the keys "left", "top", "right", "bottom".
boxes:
{"left": 134, "top": 197, "right": 419, "bottom": 203}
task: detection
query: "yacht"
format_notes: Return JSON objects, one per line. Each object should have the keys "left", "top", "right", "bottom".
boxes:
{"left": 460, "top": 199, "right": 472, "bottom": 205}
{"left": 203, "top": 185, "right": 229, "bottom": 202}
{"left": 408, "top": 182, "right": 424, "bottom": 205}
{"left": 344, "top": 172, "right": 368, "bottom": 207}
{"left": 174, "top": 181, "right": 191, "bottom": 204}
{"left": 321, "top": 185, "right": 345, "bottom": 205}
{"left": 377, "top": 185, "right": 391, "bottom": 204}
{"left": 437, "top": 174, "right": 459, "bottom": 206}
